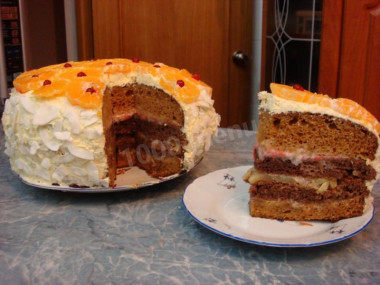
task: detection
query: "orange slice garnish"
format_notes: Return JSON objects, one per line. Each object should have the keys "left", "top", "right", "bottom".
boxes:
{"left": 270, "top": 83, "right": 314, "bottom": 103}
{"left": 179, "top": 69, "right": 211, "bottom": 89}
{"left": 60, "top": 67, "right": 102, "bottom": 81}
{"left": 66, "top": 80, "right": 104, "bottom": 109}
{"left": 177, "top": 78, "right": 200, "bottom": 103}
{"left": 159, "top": 78, "right": 175, "bottom": 96}
{"left": 14, "top": 70, "right": 57, "bottom": 93}
{"left": 103, "top": 62, "right": 133, "bottom": 74}
{"left": 270, "top": 83, "right": 380, "bottom": 134}
{"left": 13, "top": 58, "right": 210, "bottom": 109}
{"left": 334, "top": 98, "right": 380, "bottom": 133}
{"left": 33, "top": 79, "right": 69, "bottom": 98}
{"left": 163, "top": 68, "right": 180, "bottom": 82}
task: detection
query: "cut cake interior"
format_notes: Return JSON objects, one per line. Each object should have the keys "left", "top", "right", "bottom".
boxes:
{"left": 102, "top": 84, "right": 187, "bottom": 187}
{"left": 244, "top": 83, "right": 380, "bottom": 222}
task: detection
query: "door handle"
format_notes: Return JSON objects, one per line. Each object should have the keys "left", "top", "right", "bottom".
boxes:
{"left": 232, "top": 51, "right": 249, "bottom": 67}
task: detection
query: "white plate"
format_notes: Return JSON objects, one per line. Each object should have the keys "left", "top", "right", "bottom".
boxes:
{"left": 20, "top": 159, "right": 202, "bottom": 193}
{"left": 183, "top": 165, "right": 374, "bottom": 247}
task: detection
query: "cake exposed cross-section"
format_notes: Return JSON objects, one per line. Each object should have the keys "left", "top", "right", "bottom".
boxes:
{"left": 2, "top": 59, "right": 220, "bottom": 188}
{"left": 102, "top": 84, "right": 188, "bottom": 186}
{"left": 243, "top": 83, "right": 380, "bottom": 222}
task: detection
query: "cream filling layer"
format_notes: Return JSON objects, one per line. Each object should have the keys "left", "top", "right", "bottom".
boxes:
{"left": 255, "top": 143, "right": 378, "bottom": 191}
{"left": 254, "top": 143, "right": 343, "bottom": 166}
{"left": 243, "top": 167, "right": 338, "bottom": 193}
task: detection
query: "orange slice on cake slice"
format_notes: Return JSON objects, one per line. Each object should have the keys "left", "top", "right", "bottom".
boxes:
{"left": 270, "top": 83, "right": 380, "bottom": 134}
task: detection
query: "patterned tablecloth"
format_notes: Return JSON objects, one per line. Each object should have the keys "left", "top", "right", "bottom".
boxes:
{"left": 1, "top": 126, "right": 379, "bottom": 284}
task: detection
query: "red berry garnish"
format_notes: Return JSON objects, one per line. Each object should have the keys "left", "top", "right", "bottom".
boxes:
{"left": 43, "top": 80, "right": 51, "bottom": 86}
{"left": 63, "top": 63, "right": 72, "bottom": 68}
{"left": 131, "top": 57, "right": 139, "bottom": 63}
{"left": 86, "top": 87, "right": 96, "bottom": 94}
{"left": 77, "top": 72, "right": 86, "bottom": 77}
{"left": 153, "top": 64, "right": 161, "bottom": 68}
{"left": 293, "top": 84, "right": 304, "bottom": 91}
{"left": 192, "top": 74, "right": 200, "bottom": 80}
{"left": 31, "top": 74, "right": 39, "bottom": 78}
{"left": 106, "top": 61, "right": 112, "bottom": 65}
{"left": 177, "top": 80, "right": 185, "bottom": 88}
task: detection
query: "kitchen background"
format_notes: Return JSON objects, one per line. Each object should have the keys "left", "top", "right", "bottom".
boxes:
{"left": 1, "top": 0, "right": 379, "bottom": 127}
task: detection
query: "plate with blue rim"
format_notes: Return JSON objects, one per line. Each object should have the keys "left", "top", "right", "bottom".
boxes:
{"left": 183, "top": 165, "right": 374, "bottom": 247}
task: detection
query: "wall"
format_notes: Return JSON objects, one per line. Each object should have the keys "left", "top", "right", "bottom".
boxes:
{"left": 251, "top": 0, "right": 263, "bottom": 126}
{"left": 20, "top": 0, "right": 67, "bottom": 70}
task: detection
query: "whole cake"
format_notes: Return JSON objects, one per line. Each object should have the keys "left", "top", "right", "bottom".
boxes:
{"left": 2, "top": 58, "right": 220, "bottom": 188}
{"left": 243, "top": 83, "right": 380, "bottom": 222}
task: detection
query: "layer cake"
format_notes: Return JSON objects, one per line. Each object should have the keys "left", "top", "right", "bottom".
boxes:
{"left": 2, "top": 59, "right": 220, "bottom": 188}
{"left": 243, "top": 83, "right": 380, "bottom": 222}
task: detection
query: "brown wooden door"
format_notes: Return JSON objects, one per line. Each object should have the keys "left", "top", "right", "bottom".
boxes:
{"left": 319, "top": 0, "right": 380, "bottom": 120}
{"left": 76, "top": 0, "right": 253, "bottom": 127}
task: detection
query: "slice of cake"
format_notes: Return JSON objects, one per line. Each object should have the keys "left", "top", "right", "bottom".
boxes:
{"left": 2, "top": 59, "right": 220, "bottom": 188}
{"left": 243, "top": 83, "right": 380, "bottom": 222}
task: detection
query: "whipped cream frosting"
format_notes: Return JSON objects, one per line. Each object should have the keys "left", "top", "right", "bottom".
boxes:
{"left": 2, "top": 68, "right": 220, "bottom": 187}
{"left": 2, "top": 90, "right": 108, "bottom": 187}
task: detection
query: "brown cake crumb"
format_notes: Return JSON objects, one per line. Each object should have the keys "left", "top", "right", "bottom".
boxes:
{"left": 102, "top": 84, "right": 188, "bottom": 187}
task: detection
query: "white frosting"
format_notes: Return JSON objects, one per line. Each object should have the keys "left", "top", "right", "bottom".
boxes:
{"left": 33, "top": 104, "right": 59, "bottom": 125}
{"left": 2, "top": 90, "right": 108, "bottom": 187}
{"left": 2, "top": 71, "right": 220, "bottom": 187}
{"left": 258, "top": 91, "right": 380, "bottom": 189}
{"left": 178, "top": 90, "right": 220, "bottom": 168}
